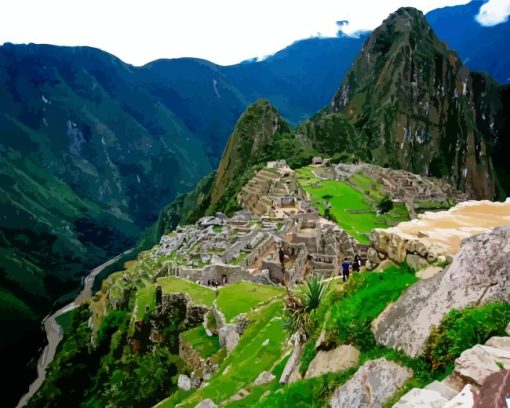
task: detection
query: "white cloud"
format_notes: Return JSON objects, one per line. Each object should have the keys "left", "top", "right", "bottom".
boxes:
{"left": 0, "top": 0, "right": 470, "bottom": 66}
{"left": 476, "top": 0, "right": 510, "bottom": 26}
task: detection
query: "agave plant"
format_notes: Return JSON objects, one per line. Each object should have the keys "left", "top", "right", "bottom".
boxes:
{"left": 283, "top": 274, "right": 329, "bottom": 341}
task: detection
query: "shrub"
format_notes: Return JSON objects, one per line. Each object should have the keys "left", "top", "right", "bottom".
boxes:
{"left": 424, "top": 302, "right": 510, "bottom": 374}
{"left": 284, "top": 275, "right": 329, "bottom": 340}
{"left": 377, "top": 196, "right": 393, "bottom": 213}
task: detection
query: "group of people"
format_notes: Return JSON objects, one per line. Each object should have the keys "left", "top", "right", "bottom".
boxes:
{"left": 341, "top": 254, "right": 362, "bottom": 282}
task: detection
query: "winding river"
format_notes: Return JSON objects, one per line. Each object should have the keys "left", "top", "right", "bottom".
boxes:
{"left": 16, "top": 249, "right": 133, "bottom": 408}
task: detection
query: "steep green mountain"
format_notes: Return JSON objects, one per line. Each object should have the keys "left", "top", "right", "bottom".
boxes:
{"left": 0, "top": 43, "right": 211, "bottom": 405}
{"left": 149, "top": 100, "right": 314, "bottom": 239}
{"left": 300, "top": 7, "right": 508, "bottom": 200}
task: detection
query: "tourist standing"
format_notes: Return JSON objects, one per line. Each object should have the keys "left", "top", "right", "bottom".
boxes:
{"left": 352, "top": 254, "right": 361, "bottom": 272}
{"left": 342, "top": 258, "right": 350, "bottom": 282}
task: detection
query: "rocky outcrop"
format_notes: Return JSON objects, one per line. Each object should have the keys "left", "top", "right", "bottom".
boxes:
{"left": 218, "top": 324, "right": 240, "bottom": 354}
{"left": 444, "top": 384, "right": 476, "bottom": 407}
{"left": 452, "top": 338, "right": 510, "bottom": 387}
{"left": 280, "top": 340, "right": 303, "bottom": 385}
{"left": 329, "top": 358, "right": 412, "bottom": 408}
{"left": 394, "top": 380, "right": 459, "bottom": 407}
{"left": 370, "top": 200, "right": 510, "bottom": 266}
{"left": 304, "top": 345, "right": 359, "bottom": 379}
{"left": 177, "top": 374, "right": 192, "bottom": 391}
{"left": 393, "top": 388, "right": 449, "bottom": 407}
{"left": 373, "top": 227, "right": 510, "bottom": 357}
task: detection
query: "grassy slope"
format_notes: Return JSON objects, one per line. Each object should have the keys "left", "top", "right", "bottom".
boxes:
{"left": 296, "top": 166, "right": 409, "bottom": 244}
{"left": 158, "top": 276, "right": 216, "bottom": 307}
{"left": 217, "top": 281, "right": 284, "bottom": 322}
{"left": 157, "top": 300, "right": 287, "bottom": 407}
{"left": 180, "top": 326, "right": 221, "bottom": 359}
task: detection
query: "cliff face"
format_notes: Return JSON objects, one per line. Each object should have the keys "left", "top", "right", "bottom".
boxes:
{"left": 307, "top": 7, "right": 507, "bottom": 199}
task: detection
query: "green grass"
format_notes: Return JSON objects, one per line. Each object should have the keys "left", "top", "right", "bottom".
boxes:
{"left": 326, "top": 264, "right": 417, "bottom": 351}
{"left": 424, "top": 302, "right": 510, "bottom": 374}
{"left": 217, "top": 281, "right": 284, "bottom": 322}
{"left": 181, "top": 325, "right": 221, "bottom": 359}
{"left": 157, "top": 276, "right": 216, "bottom": 307}
{"left": 157, "top": 301, "right": 287, "bottom": 407}
{"left": 295, "top": 167, "right": 409, "bottom": 243}
{"left": 133, "top": 284, "right": 157, "bottom": 321}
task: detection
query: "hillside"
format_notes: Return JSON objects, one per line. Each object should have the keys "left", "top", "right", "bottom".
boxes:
{"left": 300, "top": 7, "right": 509, "bottom": 200}
{"left": 27, "top": 157, "right": 510, "bottom": 406}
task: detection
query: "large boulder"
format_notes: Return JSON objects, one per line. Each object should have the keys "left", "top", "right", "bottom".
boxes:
{"left": 218, "top": 324, "right": 240, "bottom": 354}
{"left": 444, "top": 384, "right": 475, "bottom": 408}
{"left": 393, "top": 388, "right": 449, "bottom": 408}
{"left": 453, "top": 343, "right": 510, "bottom": 387}
{"left": 373, "top": 227, "right": 510, "bottom": 357}
{"left": 177, "top": 374, "right": 192, "bottom": 391}
{"left": 305, "top": 345, "right": 359, "bottom": 379}
{"left": 329, "top": 358, "right": 412, "bottom": 408}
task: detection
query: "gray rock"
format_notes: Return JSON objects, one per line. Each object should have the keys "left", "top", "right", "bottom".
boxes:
{"left": 280, "top": 342, "right": 302, "bottom": 385}
{"left": 453, "top": 343, "right": 510, "bottom": 386}
{"left": 218, "top": 324, "right": 240, "bottom": 353}
{"left": 405, "top": 253, "right": 429, "bottom": 271}
{"left": 253, "top": 371, "right": 276, "bottom": 386}
{"left": 485, "top": 336, "right": 510, "bottom": 350}
{"left": 373, "top": 227, "right": 510, "bottom": 357}
{"left": 304, "top": 345, "right": 359, "bottom": 379}
{"left": 195, "top": 399, "right": 218, "bottom": 408}
{"left": 177, "top": 374, "right": 191, "bottom": 391}
{"left": 393, "top": 388, "right": 449, "bottom": 408}
{"left": 424, "top": 380, "right": 458, "bottom": 400}
{"left": 506, "top": 322, "right": 510, "bottom": 336}
{"left": 329, "top": 358, "right": 412, "bottom": 408}
{"left": 443, "top": 384, "right": 475, "bottom": 408}
{"left": 367, "top": 247, "right": 381, "bottom": 266}
{"left": 416, "top": 266, "right": 443, "bottom": 280}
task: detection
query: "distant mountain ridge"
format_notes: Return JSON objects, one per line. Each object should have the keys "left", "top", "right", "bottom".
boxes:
{"left": 427, "top": 0, "right": 510, "bottom": 84}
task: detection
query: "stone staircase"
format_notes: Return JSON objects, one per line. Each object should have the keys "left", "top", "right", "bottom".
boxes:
{"left": 394, "top": 333, "right": 510, "bottom": 407}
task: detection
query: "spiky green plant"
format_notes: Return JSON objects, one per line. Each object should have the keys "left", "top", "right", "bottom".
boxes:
{"left": 283, "top": 274, "right": 329, "bottom": 341}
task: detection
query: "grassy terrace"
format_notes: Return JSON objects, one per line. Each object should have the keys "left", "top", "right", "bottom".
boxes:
{"left": 180, "top": 325, "right": 221, "bottom": 359}
{"left": 217, "top": 281, "right": 284, "bottom": 322}
{"left": 157, "top": 276, "right": 216, "bottom": 307}
{"left": 296, "top": 166, "right": 409, "bottom": 244}
{"left": 157, "top": 300, "right": 287, "bottom": 408}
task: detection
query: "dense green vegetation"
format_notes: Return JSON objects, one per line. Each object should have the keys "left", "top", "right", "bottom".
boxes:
{"left": 326, "top": 264, "right": 417, "bottom": 351}
{"left": 31, "top": 301, "right": 187, "bottom": 408}
{"left": 217, "top": 281, "right": 284, "bottom": 322}
{"left": 425, "top": 302, "right": 510, "bottom": 373}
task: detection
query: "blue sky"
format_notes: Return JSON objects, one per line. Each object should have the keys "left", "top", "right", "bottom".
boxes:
{"left": 1, "top": 0, "right": 509, "bottom": 66}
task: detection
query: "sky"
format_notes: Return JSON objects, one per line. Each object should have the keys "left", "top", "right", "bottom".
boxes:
{"left": 0, "top": 0, "right": 509, "bottom": 66}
